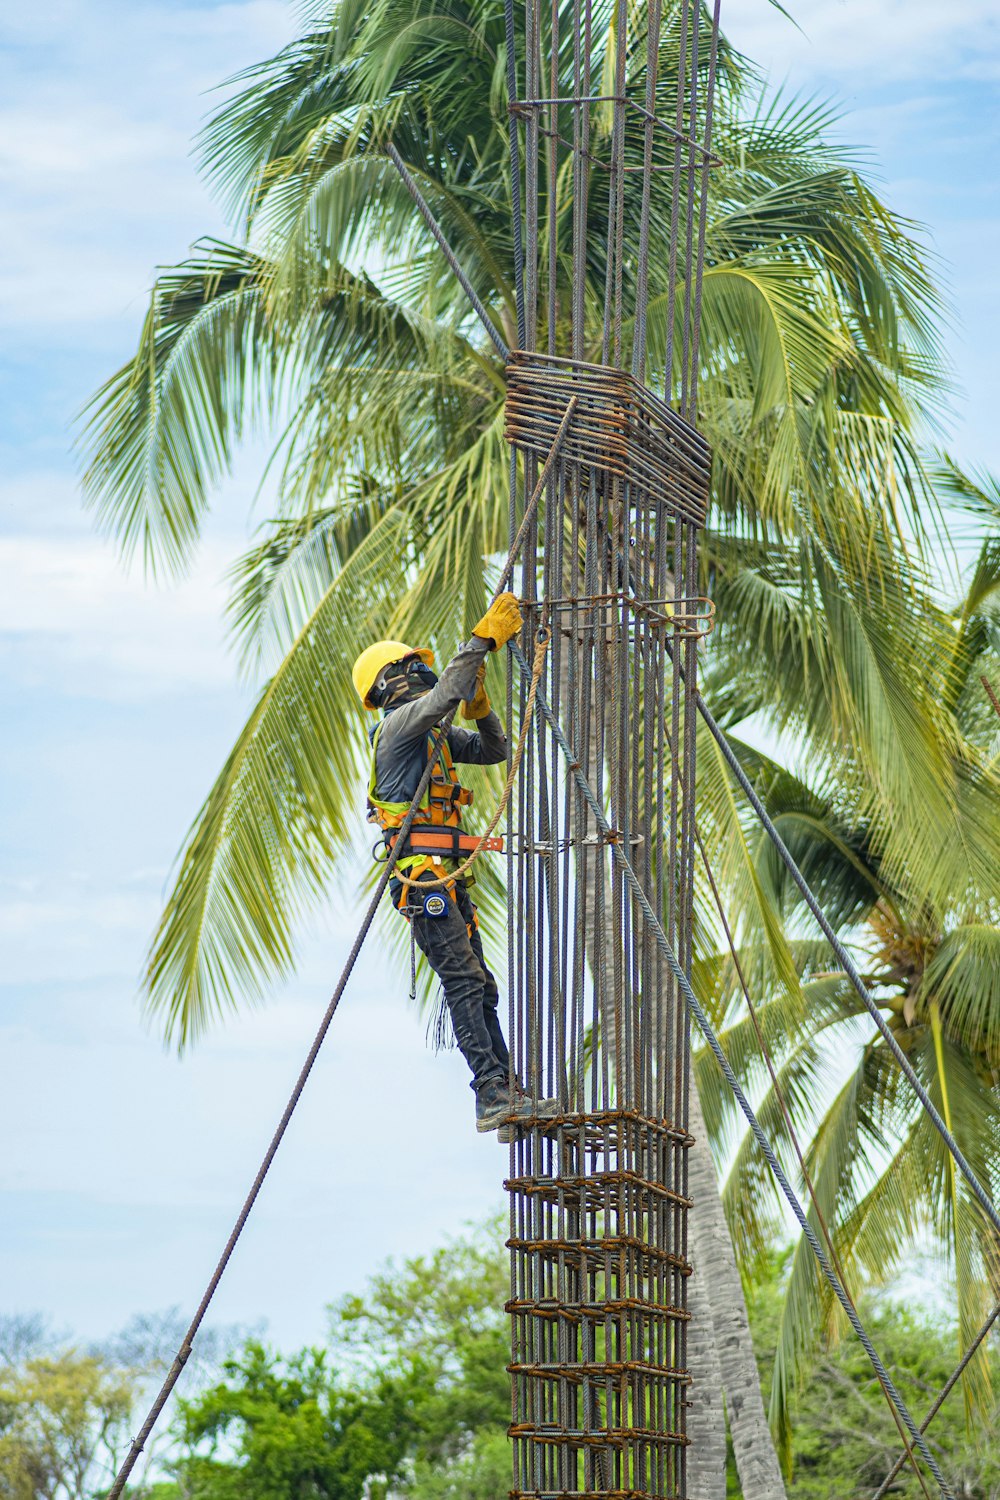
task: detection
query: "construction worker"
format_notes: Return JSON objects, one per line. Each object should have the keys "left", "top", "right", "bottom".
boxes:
{"left": 352, "top": 593, "right": 548, "bottom": 1137}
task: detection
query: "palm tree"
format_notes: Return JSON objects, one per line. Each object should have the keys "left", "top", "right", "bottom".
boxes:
{"left": 693, "top": 480, "right": 1000, "bottom": 1476}
{"left": 80, "top": 0, "right": 950, "bottom": 1040}
{"left": 78, "top": 3, "right": 981, "bottom": 1494}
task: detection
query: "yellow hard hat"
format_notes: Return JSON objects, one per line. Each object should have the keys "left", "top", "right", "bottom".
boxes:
{"left": 352, "top": 640, "right": 435, "bottom": 710}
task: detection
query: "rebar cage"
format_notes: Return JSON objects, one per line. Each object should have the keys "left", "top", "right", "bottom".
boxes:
{"left": 504, "top": 348, "right": 708, "bottom": 1500}
{"left": 501, "top": 2, "right": 721, "bottom": 1495}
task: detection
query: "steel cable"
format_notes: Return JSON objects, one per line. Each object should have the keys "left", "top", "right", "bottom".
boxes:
{"left": 694, "top": 824, "right": 934, "bottom": 1500}
{"left": 386, "top": 143, "right": 509, "bottom": 360}
{"left": 686, "top": 0, "right": 722, "bottom": 422}
{"left": 871, "top": 1301, "right": 1000, "bottom": 1500}
{"left": 106, "top": 714, "right": 454, "bottom": 1500}
{"left": 104, "top": 465, "right": 550, "bottom": 1500}
{"left": 631, "top": 0, "right": 664, "bottom": 386}
{"left": 696, "top": 692, "right": 1000, "bottom": 1243}
{"left": 504, "top": 0, "right": 528, "bottom": 349}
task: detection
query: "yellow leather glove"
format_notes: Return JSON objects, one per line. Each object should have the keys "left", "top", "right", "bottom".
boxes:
{"left": 472, "top": 591, "right": 523, "bottom": 651}
{"left": 461, "top": 662, "right": 491, "bottom": 720}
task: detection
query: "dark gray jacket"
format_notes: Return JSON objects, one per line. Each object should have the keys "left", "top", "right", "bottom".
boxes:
{"left": 370, "top": 638, "right": 507, "bottom": 806}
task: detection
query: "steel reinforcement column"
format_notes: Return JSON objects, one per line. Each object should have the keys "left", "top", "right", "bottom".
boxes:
{"left": 501, "top": 3, "right": 720, "bottom": 1495}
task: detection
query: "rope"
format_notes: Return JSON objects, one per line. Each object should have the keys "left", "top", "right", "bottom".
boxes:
{"left": 395, "top": 629, "right": 550, "bottom": 893}
{"left": 508, "top": 639, "right": 955, "bottom": 1499}
{"left": 408, "top": 917, "right": 418, "bottom": 1002}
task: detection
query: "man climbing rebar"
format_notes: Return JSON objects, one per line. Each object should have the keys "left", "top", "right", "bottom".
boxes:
{"left": 352, "top": 593, "right": 555, "bottom": 1138}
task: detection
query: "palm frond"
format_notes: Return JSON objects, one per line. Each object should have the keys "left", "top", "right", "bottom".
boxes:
{"left": 79, "top": 243, "right": 275, "bottom": 577}
{"left": 923, "top": 926, "right": 1000, "bottom": 1065}
{"left": 144, "top": 509, "right": 407, "bottom": 1044}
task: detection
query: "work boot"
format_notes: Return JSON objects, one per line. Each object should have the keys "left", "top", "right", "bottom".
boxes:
{"left": 476, "top": 1076, "right": 534, "bottom": 1135}
{"left": 511, "top": 1075, "right": 562, "bottom": 1119}
{"left": 497, "top": 1081, "right": 564, "bottom": 1143}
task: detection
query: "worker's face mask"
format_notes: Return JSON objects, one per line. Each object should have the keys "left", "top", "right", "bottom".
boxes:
{"left": 404, "top": 658, "right": 438, "bottom": 694}
{"left": 376, "top": 656, "right": 438, "bottom": 707}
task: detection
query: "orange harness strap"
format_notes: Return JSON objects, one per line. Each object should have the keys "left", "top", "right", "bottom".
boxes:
{"left": 386, "top": 828, "right": 504, "bottom": 859}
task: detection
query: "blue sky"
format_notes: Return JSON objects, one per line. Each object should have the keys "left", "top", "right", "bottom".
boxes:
{"left": 1, "top": 0, "right": 998, "bottom": 1358}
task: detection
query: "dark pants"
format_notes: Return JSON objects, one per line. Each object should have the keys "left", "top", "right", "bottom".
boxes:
{"left": 394, "top": 872, "right": 509, "bottom": 1091}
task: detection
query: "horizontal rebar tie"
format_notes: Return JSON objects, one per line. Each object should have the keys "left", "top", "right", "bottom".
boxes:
{"left": 509, "top": 1361, "right": 691, "bottom": 1384}
{"left": 511, "top": 1492, "right": 681, "bottom": 1500}
{"left": 504, "top": 1170, "right": 691, "bottom": 1208}
{"left": 507, "top": 1298, "right": 690, "bottom": 1325}
{"left": 508, "top": 1234, "right": 690, "bottom": 1269}
{"left": 504, "top": 351, "right": 711, "bottom": 528}
{"left": 507, "top": 1109, "right": 691, "bottom": 1145}
{"left": 510, "top": 1426, "right": 687, "bottom": 1450}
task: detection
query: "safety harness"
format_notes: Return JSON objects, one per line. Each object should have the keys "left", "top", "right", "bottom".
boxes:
{"left": 367, "top": 722, "right": 502, "bottom": 898}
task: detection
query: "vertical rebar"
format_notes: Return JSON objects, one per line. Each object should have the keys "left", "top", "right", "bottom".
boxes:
{"left": 505, "top": 5, "right": 721, "bottom": 1495}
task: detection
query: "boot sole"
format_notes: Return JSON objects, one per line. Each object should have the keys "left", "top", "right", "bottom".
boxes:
{"left": 478, "top": 1106, "right": 537, "bottom": 1134}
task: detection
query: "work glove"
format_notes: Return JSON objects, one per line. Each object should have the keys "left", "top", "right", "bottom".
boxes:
{"left": 472, "top": 592, "right": 523, "bottom": 651}
{"left": 461, "top": 662, "right": 491, "bottom": 720}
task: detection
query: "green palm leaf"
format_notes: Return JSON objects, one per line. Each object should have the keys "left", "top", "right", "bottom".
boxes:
{"left": 144, "top": 509, "right": 407, "bottom": 1044}
{"left": 80, "top": 243, "right": 275, "bottom": 576}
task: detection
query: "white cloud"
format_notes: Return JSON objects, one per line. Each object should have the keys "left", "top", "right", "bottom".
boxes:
{"left": 0, "top": 1, "right": 295, "bottom": 332}
{"left": 725, "top": 0, "right": 1000, "bottom": 85}
{"left": 0, "top": 470, "right": 89, "bottom": 536}
{"left": 0, "top": 532, "right": 237, "bottom": 695}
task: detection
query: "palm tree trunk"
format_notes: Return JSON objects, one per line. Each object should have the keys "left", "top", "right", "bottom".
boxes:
{"left": 685, "top": 1239, "right": 728, "bottom": 1499}
{"left": 687, "top": 1084, "right": 787, "bottom": 1500}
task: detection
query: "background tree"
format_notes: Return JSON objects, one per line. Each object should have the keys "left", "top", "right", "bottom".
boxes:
{"left": 3, "top": 1224, "right": 995, "bottom": 1497}
{"left": 171, "top": 1222, "right": 511, "bottom": 1500}
{"left": 735, "top": 1256, "right": 1000, "bottom": 1500}
{"left": 173, "top": 1343, "right": 414, "bottom": 1500}
{"left": 162, "top": 1224, "right": 997, "bottom": 1499}
{"left": 0, "top": 1353, "right": 136, "bottom": 1500}
{"left": 0, "top": 1312, "right": 247, "bottom": 1500}
{"left": 693, "top": 475, "right": 1000, "bottom": 1467}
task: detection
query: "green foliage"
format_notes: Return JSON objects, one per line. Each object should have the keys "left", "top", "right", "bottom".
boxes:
{"left": 3, "top": 1227, "right": 998, "bottom": 1498}
{"left": 405, "top": 1428, "right": 512, "bottom": 1499}
{"left": 171, "top": 1222, "right": 511, "bottom": 1500}
{"left": 730, "top": 1258, "right": 1000, "bottom": 1499}
{"left": 690, "top": 484, "right": 1000, "bottom": 1457}
{"left": 166, "top": 1227, "right": 998, "bottom": 1500}
{"left": 79, "top": 0, "right": 968, "bottom": 1045}
{"left": 174, "top": 1343, "right": 414, "bottom": 1500}
{"left": 696, "top": 710, "right": 1000, "bottom": 1458}
{"left": 328, "top": 1217, "right": 510, "bottom": 1460}
{"left": 0, "top": 1352, "right": 136, "bottom": 1500}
